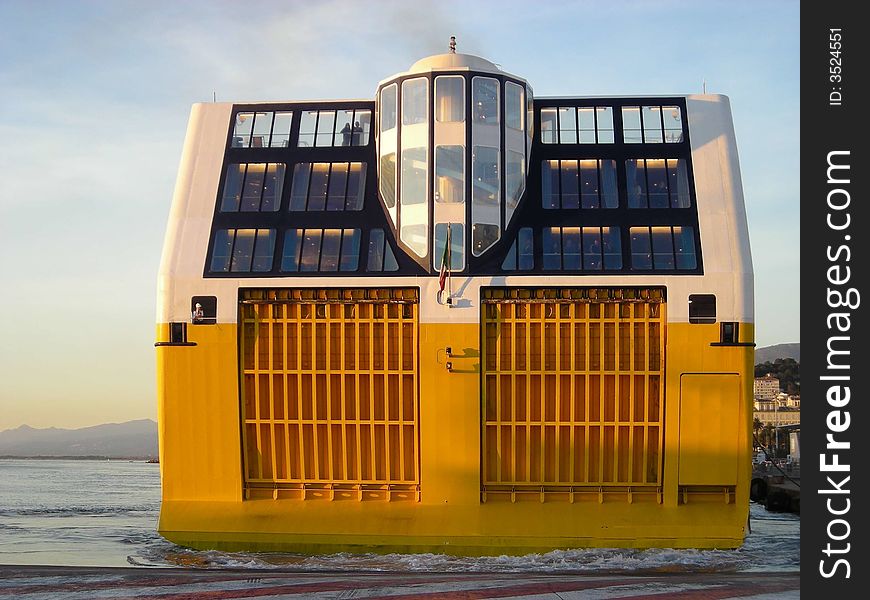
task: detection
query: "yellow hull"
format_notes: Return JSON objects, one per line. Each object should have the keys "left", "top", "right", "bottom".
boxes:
{"left": 156, "top": 297, "right": 753, "bottom": 554}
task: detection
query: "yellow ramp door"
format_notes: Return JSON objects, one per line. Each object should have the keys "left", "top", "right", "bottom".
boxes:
{"left": 678, "top": 374, "right": 740, "bottom": 486}
{"left": 481, "top": 288, "right": 666, "bottom": 498}
{"left": 239, "top": 288, "right": 419, "bottom": 501}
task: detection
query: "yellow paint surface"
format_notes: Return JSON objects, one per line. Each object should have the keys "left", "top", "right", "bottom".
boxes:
{"left": 156, "top": 299, "right": 753, "bottom": 553}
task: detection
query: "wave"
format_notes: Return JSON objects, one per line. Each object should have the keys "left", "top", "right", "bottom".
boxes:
{"left": 0, "top": 505, "right": 158, "bottom": 518}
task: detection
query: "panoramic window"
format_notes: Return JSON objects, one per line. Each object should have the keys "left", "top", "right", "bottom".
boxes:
{"left": 400, "top": 146, "right": 429, "bottom": 256}
{"left": 435, "top": 145, "right": 464, "bottom": 203}
{"left": 297, "top": 109, "right": 371, "bottom": 147}
{"left": 210, "top": 229, "right": 275, "bottom": 273}
{"left": 280, "top": 228, "right": 361, "bottom": 272}
{"left": 288, "top": 162, "right": 366, "bottom": 211}
{"left": 540, "top": 105, "right": 614, "bottom": 144}
{"left": 472, "top": 77, "right": 499, "bottom": 124}
{"left": 220, "top": 163, "right": 285, "bottom": 212}
{"left": 505, "top": 149, "right": 525, "bottom": 212}
{"left": 541, "top": 160, "right": 618, "bottom": 209}
{"left": 501, "top": 228, "right": 534, "bottom": 271}
{"left": 626, "top": 158, "right": 691, "bottom": 208}
{"left": 231, "top": 111, "right": 293, "bottom": 148}
{"left": 435, "top": 76, "right": 464, "bottom": 123}
{"left": 402, "top": 78, "right": 428, "bottom": 126}
{"left": 542, "top": 226, "right": 622, "bottom": 271}
{"left": 471, "top": 146, "right": 501, "bottom": 256}
{"left": 505, "top": 82, "right": 524, "bottom": 131}
{"left": 366, "top": 229, "right": 399, "bottom": 272}
{"left": 622, "top": 105, "right": 683, "bottom": 144}
{"left": 629, "top": 226, "right": 697, "bottom": 270}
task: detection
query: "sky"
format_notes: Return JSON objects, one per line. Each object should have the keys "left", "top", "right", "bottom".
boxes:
{"left": 0, "top": 0, "right": 799, "bottom": 430}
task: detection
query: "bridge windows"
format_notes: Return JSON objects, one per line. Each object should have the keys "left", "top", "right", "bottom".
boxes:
{"left": 626, "top": 159, "right": 691, "bottom": 209}
{"left": 232, "top": 111, "right": 293, "bottom": 148}
{"left": 297, "top": 109, "right": 371, "bottom": 148}
{"left": 622, "top": 105, "right": 683, "bottom": 144}
{"left": 220, "top": 163, "right": 285, "bottom": 212}
{"left": 289, "top": 162, "right": 366, "bottom": 212}
{"left": 630, "top": 226, "right": 697, "bottom": 271}
{"left": 542, "top": 160, "right": 618, "bottom": 209}
{"left": 210, "top": 228, "right": 276, "bottom": 273}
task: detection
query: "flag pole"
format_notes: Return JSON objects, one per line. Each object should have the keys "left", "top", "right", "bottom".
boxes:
{"left": 447, "top": 224, "right": 453, "bottom": 305}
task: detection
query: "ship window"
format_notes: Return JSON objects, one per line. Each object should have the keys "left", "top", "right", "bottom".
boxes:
{"left": 232, "top": 112, "right": 254, "bottom": 148}
{"left": 630, "top": 227, "right": 652, "bottom": 270}
{"left": 642, "top": 106, "right": 664, "bottom": 143}
{"left": 689, "top": 294, "right": 716, "bottom": 324}
{"left": 622, "top": 107, "right": 643, "bottom": 143}
{"left": 435, "top": 76, "right": 464, "bottom": 123}
{"left": 540, "top": 105, "right": 615, "bottom": 144}
{"left": 578, "top": 107, "right": 596, "bottom": 143}
{"left": 250, "top": 112, "right": 272, "bottom": 148}
{"left": 210, "top": 229, "right": 275, "bottom": 273}
{"left": 601, "top": 226, "right": 622, "bottom": 269}
{"left": 297, "top": 109, "right": 370, "bottom": 147}
{"left": 220, "top": 163, "right": 285, "bottom": 212}
{"left": 579, "top": 159, "right": 601, "bottom": 209}
{"left": 541, "top": 108, "right": 557, "bottom": 144}
{"left": 379, "top": 152, "right": 396, "bottom": 208}
{"left": 542, "top": 227, "right": 561, "bottom": 270}
{"left": 560, "top": 160, "right": 579, "bottom": 209}
{"left": 232, "top": 111, "right": 293, "bottom": 148}
{"left": 626, "top": 159, "right": 692, "bottom": 208}
{"left": 433, "top": 223, "right": 464, "bottom": 271}
{"left": 401, "top": 145, "right": 429, "bottom": 257}
{"left": 366, "top": 228, "right": 399, "bottom": 272}
{"left": 435, "top": 145, "right": 464, "bottom": 203}
{"left": 541, "top": 160, "right": 618, "bottom": 209}
{"left": 281, "top": 228, "right": 362, "bottom": 272}
{"left": 315, "top": 111, "right": 336, "bottom": 147}
{"left": 288, "top": 162, "right": 366, "bottom": 211}
{"left": 518, "top": 228, "right": 534, "bottom": 269}
{"left": 472, "top": 224, "right": 500, "bottom": 257}
{"left": 471, "top": 145, "right": 501, "bottom": 256}
{"left": 505, "top": 149, "right": 525, "bottom": 213}
{"left": 380, "top": 84, "right": 397, "bottom": 131}
{"left": 297, "top": 111, "right": 317, "bottom": 147}
{"left": 558, "top": 107, "right": 577, "bottom": 143}
{"left": 506, "top": 82, "right": 524, "bottom": 130}
{"left": 668, "top": 158, "right": 691, "bottom": 207}
{"left": 402, "top": 77, "right": 428, "bottom": 126}
{"left": 271, "top": 112, "right": 293, "bottom": 147}
{"left": 651, "top": 226, "right": 675, "bottom": 269}
{"left": 623, "top": 105, "right": 684, "bottom": 144}
{"left": 673, "top": 226, "right": 697, "bottom": 269}
{"left": 333, "top": 109, "right": 372, "bottom": 146}
{"left": 502, "top": 227, "right": 535, "bottom": 271}
{"left": 541, "top": 226, "right": 622, "bottom": 271}
{"left": 472, "top": 77, "right": 499, "bottom": 124}
{"left": 663, "top": 106, "right": 684, "bottom": 143}
{"left": 542, "top": 160, "right": 560, "bottom": 209}
{"left": 630, "top": 226, "right": 697, "bottom": 270}
{"left": 596, "top": 107, "right": 615, "bottom": 143}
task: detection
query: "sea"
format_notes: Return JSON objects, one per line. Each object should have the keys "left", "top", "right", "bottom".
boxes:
{"left": 0, "top": 459, "right": 799, "bottom": 573}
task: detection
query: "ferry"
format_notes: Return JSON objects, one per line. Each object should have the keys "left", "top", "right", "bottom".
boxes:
{"left": 156, "top": 42, "right": 754, "bottom": 553}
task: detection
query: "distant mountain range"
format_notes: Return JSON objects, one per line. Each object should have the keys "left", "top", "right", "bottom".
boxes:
{"left": 0, "top": 419, "right": 157, "bottom": 459}
{"left": 755, "top": 343, "right": 800, "bottom": 364}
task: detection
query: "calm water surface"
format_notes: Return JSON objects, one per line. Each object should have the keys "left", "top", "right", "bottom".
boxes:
{"left": 0, "top": 459, "right": 799, "bottom": 572}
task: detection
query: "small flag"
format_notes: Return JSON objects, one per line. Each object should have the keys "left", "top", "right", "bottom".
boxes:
{"left": 439, "top": 225, "right": 451, "bottom": 294}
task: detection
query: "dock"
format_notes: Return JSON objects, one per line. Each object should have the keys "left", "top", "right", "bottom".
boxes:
{"left": 751, "top": 465, "right": 801, "bottom": 513}
{"left": 0, "top": 565, "right": 799, "bottom": 599}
